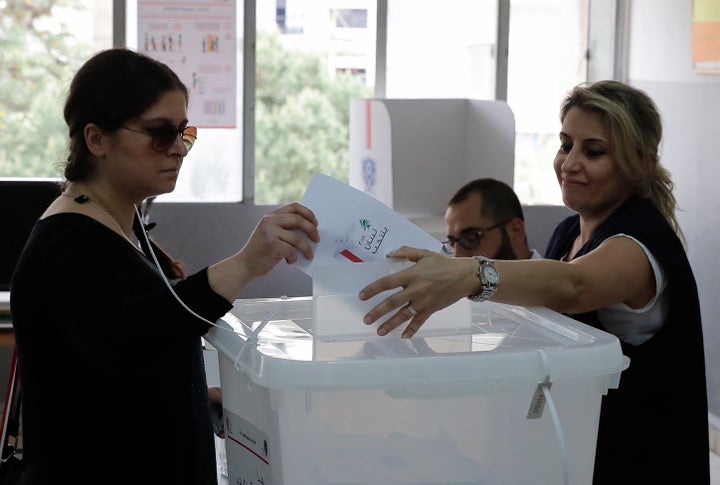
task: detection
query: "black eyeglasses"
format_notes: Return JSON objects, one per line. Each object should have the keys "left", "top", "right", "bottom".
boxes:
{"left": 441, "top": 220, "right": 509, "bottom": 254}
{"left": 121, "top": 125, "right": 197, "bottom": 152}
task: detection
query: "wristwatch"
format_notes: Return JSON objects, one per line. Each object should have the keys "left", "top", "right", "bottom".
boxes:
{"left": 467, "top": 256, "right": 499, "bottom": 302}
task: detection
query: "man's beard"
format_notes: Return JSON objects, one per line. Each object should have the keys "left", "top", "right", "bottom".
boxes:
{"left": 492, "top": 228, "right": 517, "bottom": 260}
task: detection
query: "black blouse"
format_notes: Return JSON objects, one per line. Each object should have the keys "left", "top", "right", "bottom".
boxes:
{"left": 11, "top": 213, "right": 232, "bottom": 485}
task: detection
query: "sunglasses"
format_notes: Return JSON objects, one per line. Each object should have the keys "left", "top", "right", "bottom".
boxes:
{"left": 441, "top": 220, "right": 509, "bottom": 254}
{"left": 121, "top": 125, "right": 197, "bottom": 152}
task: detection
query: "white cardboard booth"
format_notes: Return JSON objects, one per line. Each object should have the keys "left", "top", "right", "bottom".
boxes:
{"left": 348, "top": 98, "right": 515, "bottom": 237}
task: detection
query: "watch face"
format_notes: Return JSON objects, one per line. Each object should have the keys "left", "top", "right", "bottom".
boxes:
{"left": 483, "top": 265, "right": 499, "bottom": 284}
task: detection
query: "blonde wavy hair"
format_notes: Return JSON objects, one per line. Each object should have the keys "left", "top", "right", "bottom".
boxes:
{"left": 560, "top": 80, "right": 684, "bottom": 244}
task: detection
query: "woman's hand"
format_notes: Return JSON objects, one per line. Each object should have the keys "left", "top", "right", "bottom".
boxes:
{"left": 208, "top": 202, "right": 320, "bottom": 302}
{"left": 359, "top": 246, "right": 478, "bottom": 338}
{"left": 240, "top": 202, "right": 320, "bottom": 277}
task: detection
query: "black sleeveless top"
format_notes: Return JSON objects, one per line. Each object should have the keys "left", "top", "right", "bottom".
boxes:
{"left": 545, "top": 196, "right": 709, "bottom": 484}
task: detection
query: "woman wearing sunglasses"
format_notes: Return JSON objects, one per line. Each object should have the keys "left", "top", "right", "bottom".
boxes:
{"left": 10, "top": 49, "right": 319, "bottom": 484}
{"left": 359, "top": 81, "right": 708, "bottom": 484}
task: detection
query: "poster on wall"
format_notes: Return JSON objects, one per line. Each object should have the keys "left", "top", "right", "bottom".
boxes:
{"left": 137, "top": 0, "right": 237, "bottom": 127}
{"left": 693, "top": 0, "right": 720, "bottom": 72}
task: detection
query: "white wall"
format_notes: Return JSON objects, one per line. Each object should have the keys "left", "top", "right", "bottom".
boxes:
{"left": 627, "top": 0, "right": 720, "bottom": 424}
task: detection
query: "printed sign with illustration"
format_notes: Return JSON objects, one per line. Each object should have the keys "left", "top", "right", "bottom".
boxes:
{"left": 137, "top": 0, "right": 237, "bottom": 128}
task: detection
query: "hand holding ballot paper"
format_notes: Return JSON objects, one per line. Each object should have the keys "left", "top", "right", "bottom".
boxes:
{"left": 297, "top": 174, "right": 470, "bottom": 338}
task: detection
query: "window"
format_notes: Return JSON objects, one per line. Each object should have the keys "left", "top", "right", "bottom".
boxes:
{"left": 385, "top": 0, "right": 499, "bottom": 100}
{"left": 0, "top": 0, "right": 113, "bottom": 178}
{"left": 253, "top": 0, "right": 375, "bottom": 205}
{"left": 0, "top": 0, "right": 612, "bottom": 207}
{"left": 0, "top": 0, "right": 246, "bottom": 203}
{"left": 383, "top": 0, "right": 590, "bottom": 205}
{"left": 507, "top": 0, "right": 588, "bottom": 205}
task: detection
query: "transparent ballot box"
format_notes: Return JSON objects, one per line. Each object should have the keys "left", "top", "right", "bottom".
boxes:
{"left": 204, "top": 297, "right": 628, "bottom": 485}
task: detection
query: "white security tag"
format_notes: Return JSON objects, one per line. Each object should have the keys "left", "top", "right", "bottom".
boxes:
{"left": 527, "top": 376, "right": 552, "bottom": 419}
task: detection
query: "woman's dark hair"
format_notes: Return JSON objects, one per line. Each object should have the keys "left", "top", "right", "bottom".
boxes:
{"left": 63, "top": 48, "right": 189, "bottom": 279}
{"left": 63, "top": 48, "right": 189, "bottom": 181}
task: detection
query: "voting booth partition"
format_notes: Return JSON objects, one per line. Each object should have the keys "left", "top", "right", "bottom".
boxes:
{"left": 348, "top": 98, "right": 516, "bottom": 238}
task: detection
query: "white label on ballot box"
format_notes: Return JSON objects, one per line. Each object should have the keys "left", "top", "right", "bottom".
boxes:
{"left": 225, "top": 409, "right": 270, "bottom": 485}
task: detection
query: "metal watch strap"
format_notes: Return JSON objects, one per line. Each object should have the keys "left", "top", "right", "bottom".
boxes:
{"left": 467, "top": 255, "right": 498, "bottom": 302}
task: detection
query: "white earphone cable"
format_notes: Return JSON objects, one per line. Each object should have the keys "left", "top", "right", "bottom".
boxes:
{"left": 133, "top": 205, "right": 273, "bottom": 341}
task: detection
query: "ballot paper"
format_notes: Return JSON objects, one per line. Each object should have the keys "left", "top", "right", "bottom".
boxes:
{"left": 296, "top": 173, "right": 441, "bottom": 275}
{"left": 296, "top": 173, "right": 470, "bottom": 339}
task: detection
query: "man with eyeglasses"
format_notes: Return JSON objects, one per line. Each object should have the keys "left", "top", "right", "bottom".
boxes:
{"left": 443, "top": 178, "right": 541, "bottom": 259}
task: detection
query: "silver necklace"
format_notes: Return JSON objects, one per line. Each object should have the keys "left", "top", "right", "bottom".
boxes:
{"left": 61, "top": 193, "right": 134, "bottom": 242}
